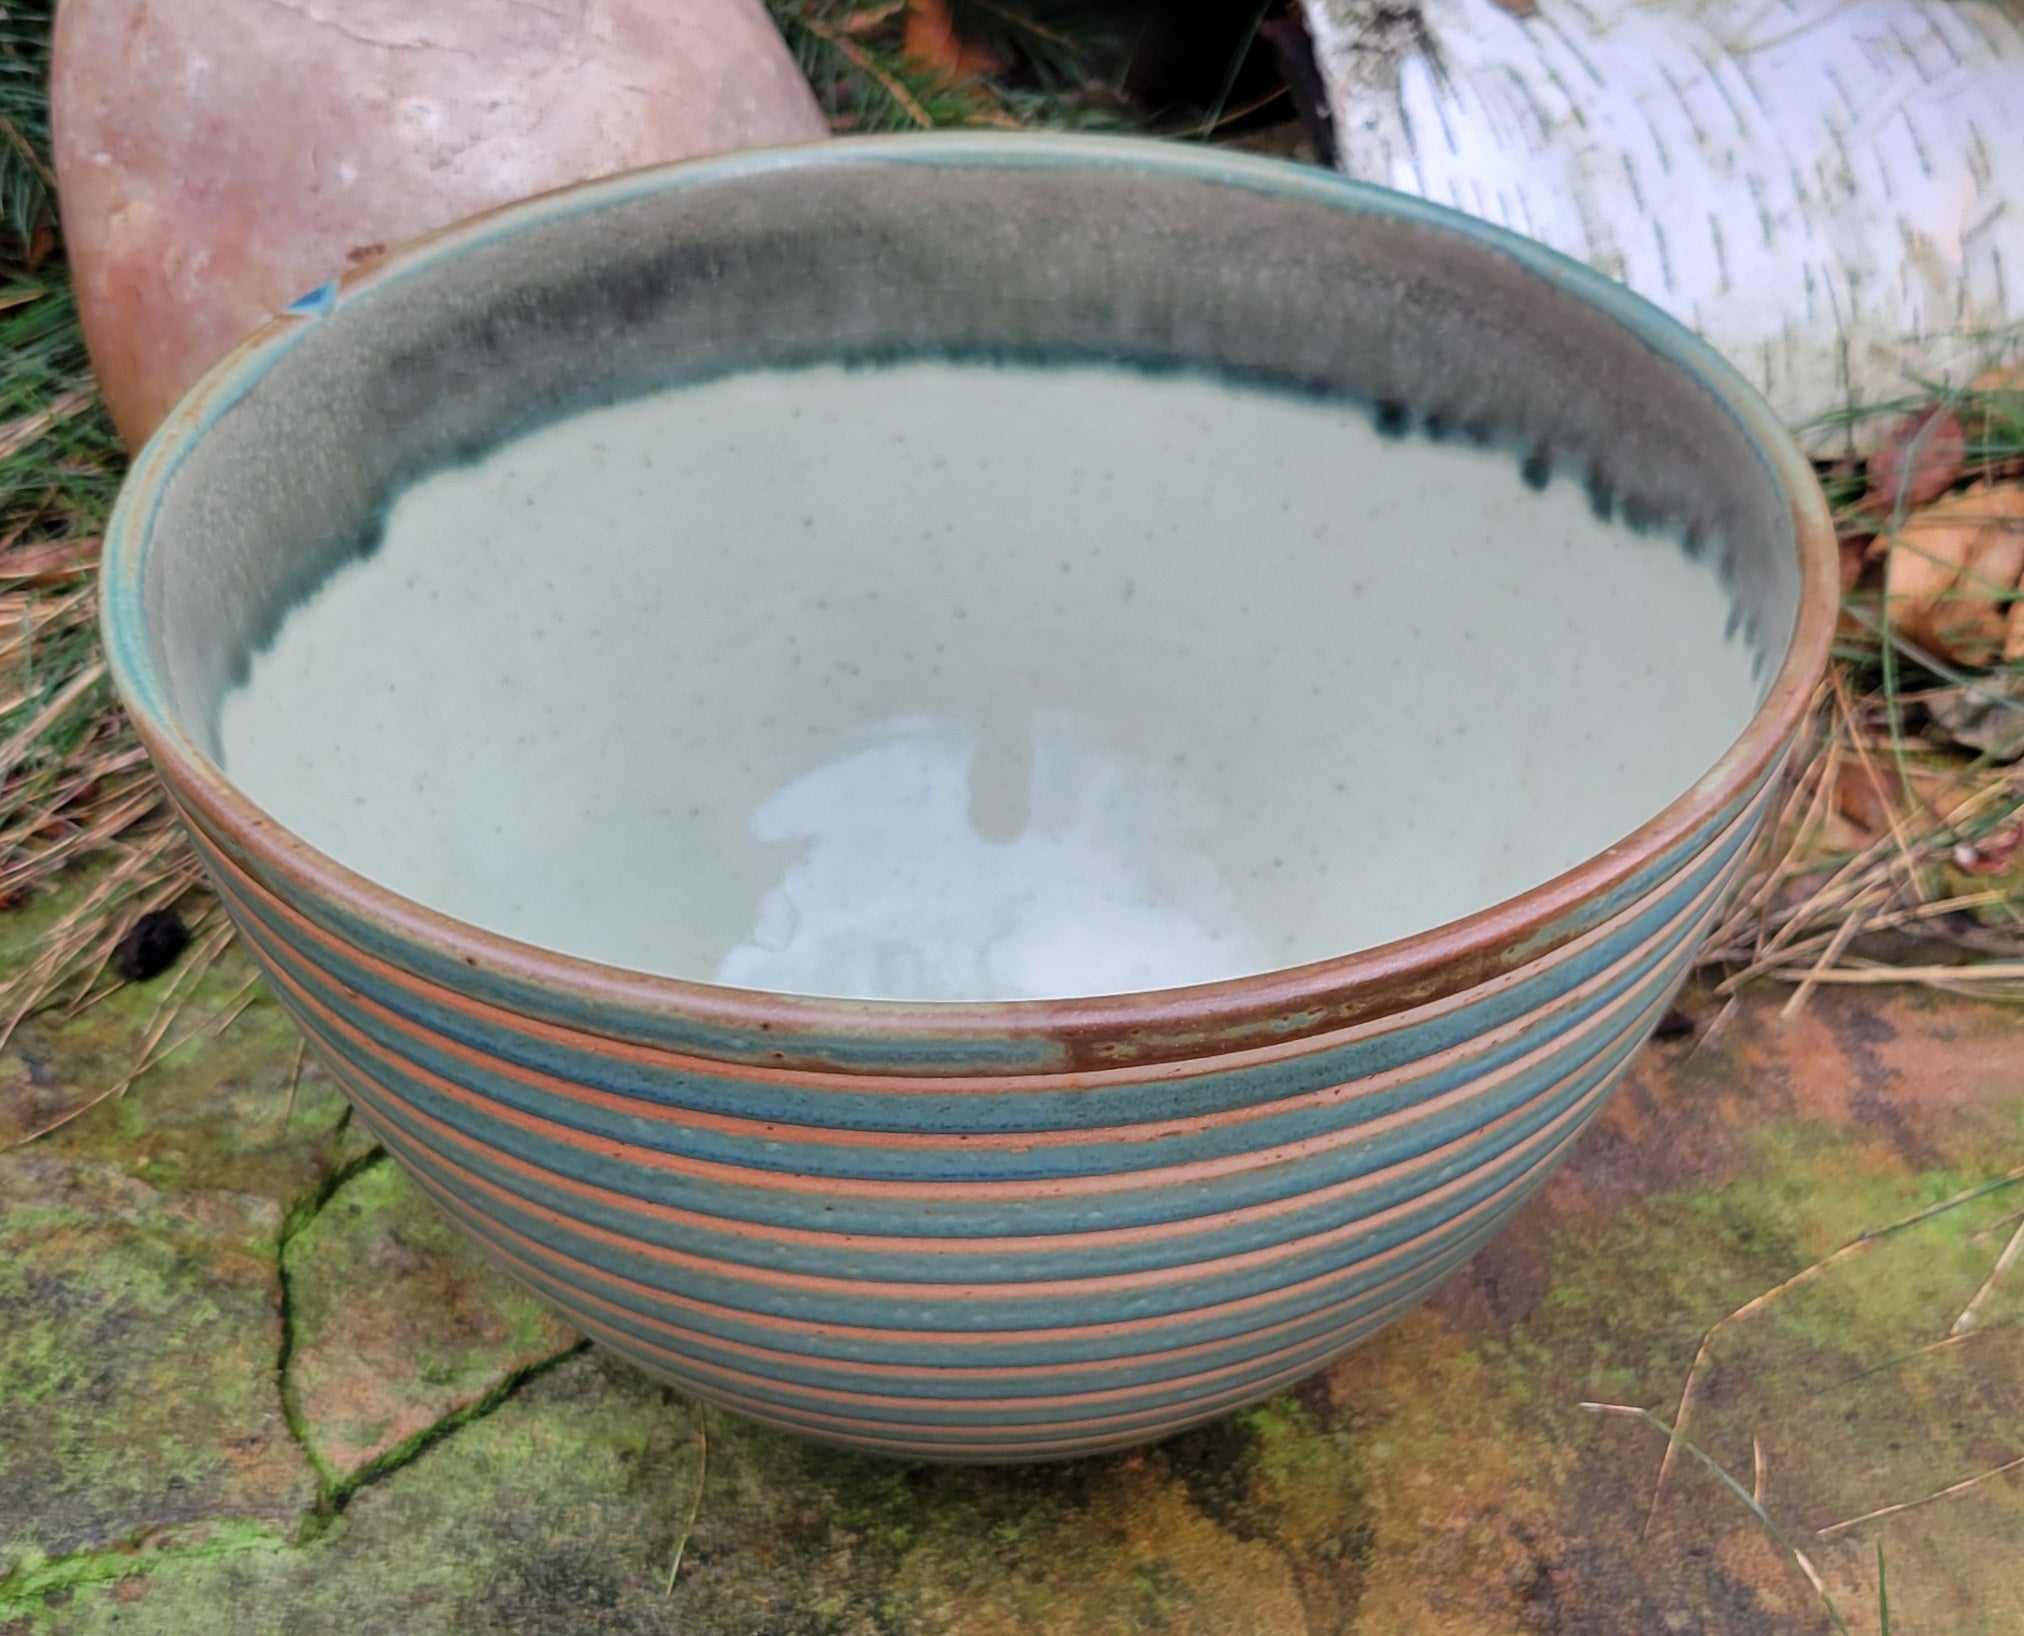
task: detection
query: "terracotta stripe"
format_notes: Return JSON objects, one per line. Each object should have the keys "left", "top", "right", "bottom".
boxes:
{"left": 289, "top": 959, "right": 1659, "bottom": 1303}
{"left": 398, "top": 1147, "right": 1486, "bottom": 1433}
{"left": 304, "top": 941, "right": 1688, "bottom": 1266}
{"left": 333, "top": 1032, "right": 1625, "bottom": 1308}
{"left": 381, "top": 1104, "right": 1522, "bottom": 1360}
{"left": 250, "top": 906, "right": 1676, "bottom": 1209}
{"left": 378, "top": 1102, "right": 1579, "bottom": 1367}
{"left": 556, "top": 1299, "right": 1382, "bottom": 1435}
{"left": 211, "top": 828, "right": 1731, "bottom": 1165}
{"left": 174, "top": 775, "right": 1764, "bottom": 1098}
{"left": 158, "top": 720, "right": 1787, "bottom": 1079}
{"left": 541, "top": 1293, "right": 1436, "bottom": 1450}
{"left": 435, "top": 1178, "right": 1492, "bottom": 1393}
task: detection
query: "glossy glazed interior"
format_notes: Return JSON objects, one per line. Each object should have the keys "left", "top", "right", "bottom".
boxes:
{"left": 215, "top": 358, "right": 1763, "bottom": 1000}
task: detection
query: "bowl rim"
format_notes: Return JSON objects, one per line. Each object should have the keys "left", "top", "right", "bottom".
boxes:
{"left": 100, "top": 130, "right": 1838, "bottom": 1062}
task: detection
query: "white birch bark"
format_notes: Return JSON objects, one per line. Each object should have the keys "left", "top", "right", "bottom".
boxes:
{"left": 1301, "top": 0, "right": 2024, "bottom": 448}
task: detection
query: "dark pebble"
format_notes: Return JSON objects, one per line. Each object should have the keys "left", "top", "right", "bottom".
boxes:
{"left": 1652, "top": 1008, "right": 1697, "bottom": 1042}
{"left": 113, "top": 909, "right": 192, "bottom": 982}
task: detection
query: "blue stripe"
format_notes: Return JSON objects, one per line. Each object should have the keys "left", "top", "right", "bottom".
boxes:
{"left": 196, "top": 763, "right": 1773, "bottom": 1078}
{"left": 193, "top": 780, "right": 1761, "bottom": 1152}
{"left": 341, "top": 1033, "right": 1632, "bottom": 1332}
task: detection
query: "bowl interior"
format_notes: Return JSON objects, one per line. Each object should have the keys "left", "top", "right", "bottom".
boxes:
{"left": 120, "top": 139, "right": 1812, "bottom": 1004}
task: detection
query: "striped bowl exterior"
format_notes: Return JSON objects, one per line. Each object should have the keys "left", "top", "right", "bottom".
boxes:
{"left": 149, "top": 751, "right": 1785, "bottom": 1461}
{"left": 102, "top": 136, "right": 1838, "bottom": 1461}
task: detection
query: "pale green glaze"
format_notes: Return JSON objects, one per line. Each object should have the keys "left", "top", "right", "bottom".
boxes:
{"left": 218, "top": 360, "right": 1759, "bottom": 1001}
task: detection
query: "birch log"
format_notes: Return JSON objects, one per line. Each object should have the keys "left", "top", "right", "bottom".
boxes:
{"left": 1301, "top": 0, "right": 2024, "bottom": 448}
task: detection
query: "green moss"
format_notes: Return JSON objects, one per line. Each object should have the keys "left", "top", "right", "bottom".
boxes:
{"left": 0, "top": 1159, "right": 315, "bottom": 1565}
{"left": 3, "top": 923, "right": 361, "bottom": 1210}
{"left": 0, "top": 1520, "right": 291, "bottom": 1614}
{"left": 9, "top": 1358, "right": 709, "bottom": 1636}
{"left": 1529, "top": 1142, "right": 2024, "bottom": 1401}
{"left": 280, "top": 1157, "right": 579, "bottom": 1485}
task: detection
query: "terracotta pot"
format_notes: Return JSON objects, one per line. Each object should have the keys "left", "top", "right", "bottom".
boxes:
{"left": 51, "top": 0, "right": 828, "bottom": 448}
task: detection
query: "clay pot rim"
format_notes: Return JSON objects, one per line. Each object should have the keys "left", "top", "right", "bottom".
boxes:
{"left": 101, "top": 132, "right": 1837, "bottom": 1072}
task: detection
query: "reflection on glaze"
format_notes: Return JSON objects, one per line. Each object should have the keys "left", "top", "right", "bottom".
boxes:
{"left": 718, "top": 715, "right": 1264, "bottom": 1000}
{"left": 218, "top": 359, "right": 1764, "bottom": 1002}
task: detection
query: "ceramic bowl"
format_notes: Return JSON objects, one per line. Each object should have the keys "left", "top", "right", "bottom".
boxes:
{"left": 101, "top": 134, "right": 1836, "bottom": 1461}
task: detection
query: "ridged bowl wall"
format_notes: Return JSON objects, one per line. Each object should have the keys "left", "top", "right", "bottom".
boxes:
{"left": 101, "top": 135, "right": 1836, "bottom": 1461}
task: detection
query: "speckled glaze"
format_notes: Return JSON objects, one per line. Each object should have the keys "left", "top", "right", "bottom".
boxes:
{"left": 101, "top": 135, "right": 1837, "bottom": 1460}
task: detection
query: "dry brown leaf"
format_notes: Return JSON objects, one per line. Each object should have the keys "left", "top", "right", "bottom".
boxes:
{"left": 1973, "top": 363, "right": 2024, "bottom": 396}
{"left": 1826, "top": 755, "right": 1982, "bottom": 853}
{"left": 1866, "top": 406, "right": 1967, "bottom": 514}
{"left": 1887, "top": 492, "right": 1983, "bottom": 653}
{"left": 903, "top": 0, "right": 1005, "bottom": 80}
{"left": 1886, "top": 484, "right": 2024, "bottom": 665}
{"left": 1968, "top": 513, "right": 2024, "bottom": 631}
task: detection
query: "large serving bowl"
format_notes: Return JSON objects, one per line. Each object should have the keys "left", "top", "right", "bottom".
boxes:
{"left": 101, "top": 134, "right": 1836, "bottom": 1461}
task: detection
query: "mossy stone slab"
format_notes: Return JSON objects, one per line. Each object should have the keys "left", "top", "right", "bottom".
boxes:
{"left": 0, "top": 1156, "right": 311, "bottom": 1568}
